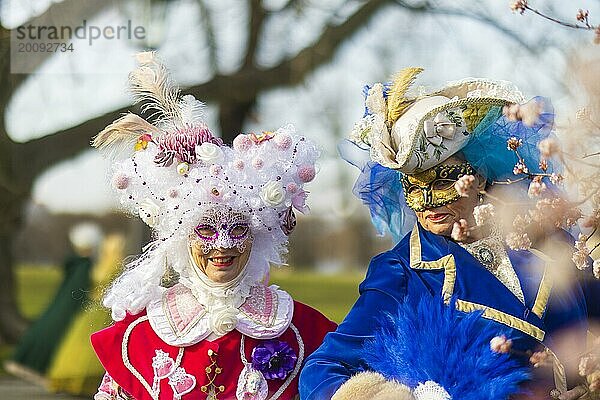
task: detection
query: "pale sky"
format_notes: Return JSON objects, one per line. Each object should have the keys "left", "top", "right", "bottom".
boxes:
{"left": 3, "top": 0, "right": 599, "bottom": 216}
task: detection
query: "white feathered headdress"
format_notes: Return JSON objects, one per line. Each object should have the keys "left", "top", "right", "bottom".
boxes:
{"left": 94, "top": 52, "right": 320, "bottom": 320}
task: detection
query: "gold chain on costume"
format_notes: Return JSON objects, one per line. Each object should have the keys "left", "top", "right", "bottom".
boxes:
{"left": 200, "top": 349, "right": 225, "bottom": 399}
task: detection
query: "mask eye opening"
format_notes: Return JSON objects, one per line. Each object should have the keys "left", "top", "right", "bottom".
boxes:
{"left": 229, "top": 223, "right": 250, "bottom": 240}
{"left": 194, "top": 224, "right": 218, "bottom": 241}
{"left": 431, "top": 179, "right": 456, "bottom": 191}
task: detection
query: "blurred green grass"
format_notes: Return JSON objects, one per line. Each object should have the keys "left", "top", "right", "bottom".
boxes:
{"left": 0, "top": 265, "right": 64, "bottom": 373}
{"left": 2, "top": 265, "right": 362, "bottom": 373}
{"left": 270, "top": 269, "right": 364, "bottom": 323}
{"left": 16, "top": 265, "right": 64, "bottom": 319}
{"left": 11, "top": 264, "right": 362, "bottom": 331}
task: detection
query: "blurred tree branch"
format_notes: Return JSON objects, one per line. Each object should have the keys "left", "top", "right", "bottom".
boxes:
{"left": 394, "top": 0, "right": 536, "bottom": 52}
{"left": 197, "top": 0, "right": 219, "bottom": 71}
{"left": 244, "top": 0, "right": 267, "bottom": 68}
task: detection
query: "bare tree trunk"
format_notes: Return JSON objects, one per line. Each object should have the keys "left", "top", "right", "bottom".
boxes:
{"left": 0, "top": 114, "right": 29, "bottom": 343}
{"left": 0, "top": 25, "right": 29, "bottom": 343}
{"left": 0, "top": 195, "right": 29, "bottom": 343}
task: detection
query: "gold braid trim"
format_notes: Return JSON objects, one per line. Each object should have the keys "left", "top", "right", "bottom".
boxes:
{"left": 528, "top": 248, "right": 554, "bottom": 319}
{"left": 455, "top": 299, "right": 545, "bottom": 341}
{"left": 409, "top": 225, "right": 457, "bottom": 303}
{"left": 409, "top": 224, "right": 548, "bottom": 342}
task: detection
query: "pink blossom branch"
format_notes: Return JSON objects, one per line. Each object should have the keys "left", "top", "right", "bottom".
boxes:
{"left": 525, "top": 6, "right": 593, "bottom": 30}
{"left": 511, "top": 1, "right": 600, "bottom": 43}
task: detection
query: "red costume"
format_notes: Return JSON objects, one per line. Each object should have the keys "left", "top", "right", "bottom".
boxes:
{"left": 92, "top": 284, "right": 335, "bottom": 400}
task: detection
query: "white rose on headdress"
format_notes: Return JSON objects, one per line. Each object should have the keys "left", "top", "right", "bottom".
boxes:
{"left": 195, "top": 142, "right": 224, "bottom": 164}
{"left": 209, "top": 306, "right": 238, "bottom": 336}
{"left": 260, "top": 181, "right": 285, "bottom": 207}
{"left": 139, "top": 198, "right": 161, "bottom": 227}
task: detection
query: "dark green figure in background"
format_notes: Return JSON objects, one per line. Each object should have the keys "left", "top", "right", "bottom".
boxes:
{"left": 5, "top": 223, "right": 101, "bottom": 385}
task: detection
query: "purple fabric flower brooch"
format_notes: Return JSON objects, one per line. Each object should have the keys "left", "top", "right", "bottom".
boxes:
{"left": 251, "top": 339, "right": 297, "bottom": 380}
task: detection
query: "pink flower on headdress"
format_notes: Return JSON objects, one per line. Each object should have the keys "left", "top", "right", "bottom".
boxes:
{"left": 209, "top": 164, "right": 223, "bottom": 176}
{"left": 233, "top": 134, "right": 253, "bottom": 152}
{"left": 274, "top": 134, "right": 292, "bottom": 150}
{"left": 155, "top": 124, "right": 222, "bottom": 167}
{"left": 233, "top": 159, "right": 245, "bottom": 170}
{"left": 298, "top": 165, "right": 316, "bottom": 183}
{"left": 286, "top": 182, "right": 298, "bottom": 194}
{"left": 112, "top": 173, "right": 129, "bottom": 190}
{"left": 252, "top": 157, "right": 264, "bottom": 170}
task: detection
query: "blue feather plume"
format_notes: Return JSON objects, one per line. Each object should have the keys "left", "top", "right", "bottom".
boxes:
{"left": 364, "top": 296, "right": 530, "bottom": 400}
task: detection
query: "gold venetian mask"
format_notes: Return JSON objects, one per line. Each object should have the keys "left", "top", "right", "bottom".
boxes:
{"left": 401, "top": 163, "right": 474, "bottom": 212}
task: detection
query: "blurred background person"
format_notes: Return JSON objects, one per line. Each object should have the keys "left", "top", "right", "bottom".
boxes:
{"left": 46, "top": 233, "right": 125, "bottom": 397}
{"left": 4, "top": 222, "right": 102, "bottom": 386}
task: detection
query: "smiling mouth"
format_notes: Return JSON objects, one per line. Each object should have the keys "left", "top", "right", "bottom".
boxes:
{"left": 209, "top": 256, "right": 236, "bottom": 267}
{"left": 426, "top": 213, "right": 450, "bottom": 222}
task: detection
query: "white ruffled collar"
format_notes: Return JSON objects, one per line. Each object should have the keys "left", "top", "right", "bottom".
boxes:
{"left": 146, "top": 275, "right": 294, "bottom": 346}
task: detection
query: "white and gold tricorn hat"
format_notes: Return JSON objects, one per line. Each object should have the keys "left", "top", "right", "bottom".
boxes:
{"left": 349, "top": 68, "right": 525, "bottom": 174}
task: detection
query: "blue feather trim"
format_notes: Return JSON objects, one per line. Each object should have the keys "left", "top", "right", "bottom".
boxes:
{"left": 364, "top": 296, "right": 530, "bottom": 400}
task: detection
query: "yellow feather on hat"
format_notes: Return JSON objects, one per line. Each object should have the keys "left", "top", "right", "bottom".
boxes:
{"left": 386, "top": 67, "right": 424, "bottom": 125}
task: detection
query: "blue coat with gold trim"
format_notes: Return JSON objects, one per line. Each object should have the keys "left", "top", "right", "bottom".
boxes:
{"left": 298, "top": 224, "right": 600, "bottom": 400}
